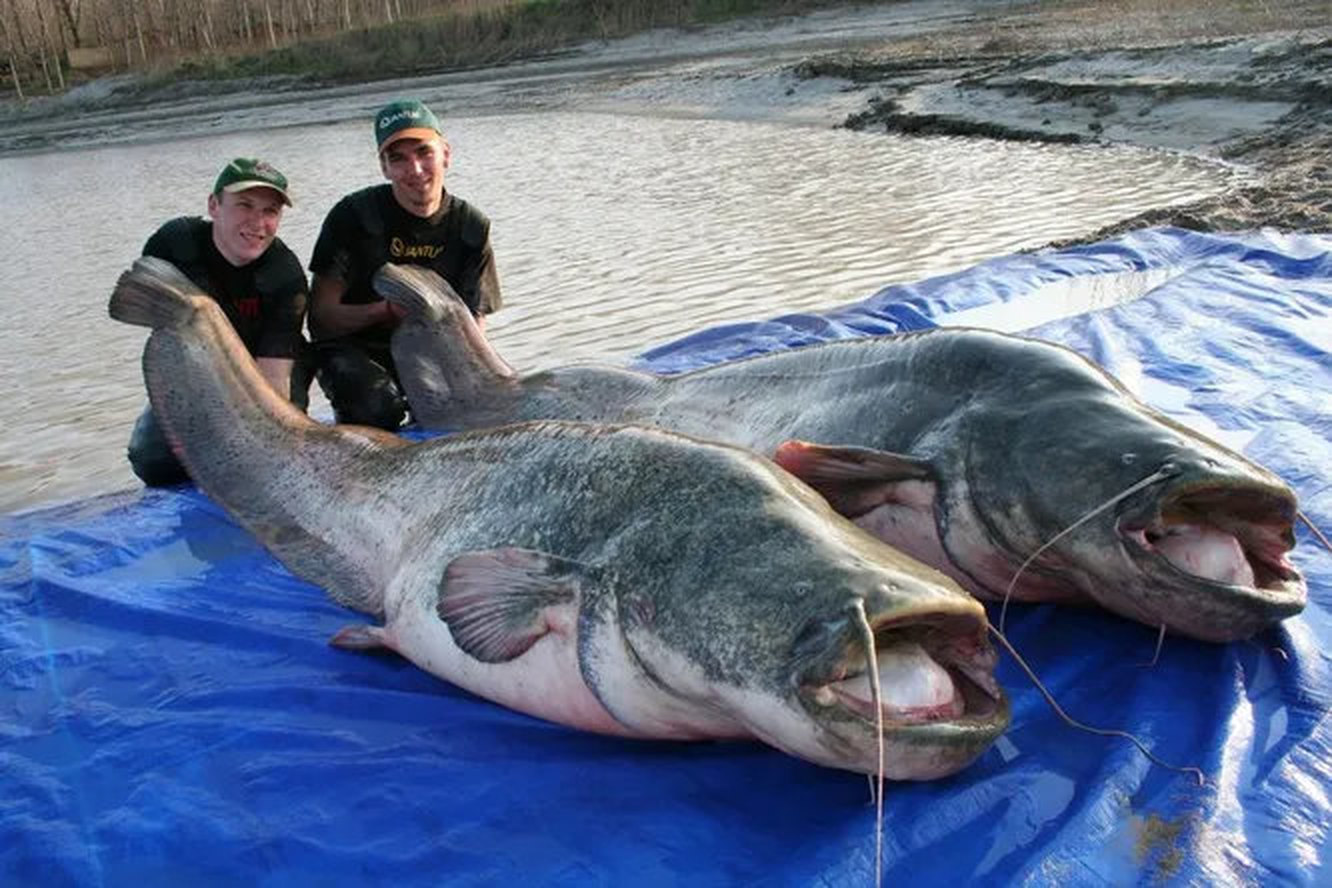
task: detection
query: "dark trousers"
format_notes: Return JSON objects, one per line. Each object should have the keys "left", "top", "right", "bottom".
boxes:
{"left": 126, "top": 406, "right": 190, "bottom": 488}
{"left": 127, "top": 347, "right": 315, "bottom": 487}
{"left": 312, "top": 338, "right": 408, "bottom": 431}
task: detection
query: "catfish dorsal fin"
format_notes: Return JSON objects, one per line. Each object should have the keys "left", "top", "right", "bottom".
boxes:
{"left": 773, "top": 440, "right": 935, "bottom": 517}
{"left": 437, "top": 547, "right": 586, "bottom": 663}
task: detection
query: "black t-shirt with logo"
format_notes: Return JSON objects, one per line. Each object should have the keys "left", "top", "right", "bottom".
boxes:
{"left": 308, "top": 185, "right": 503, "bottom": 347}
{"left": 142, "top": 217, "right": 308, "bottom": 359}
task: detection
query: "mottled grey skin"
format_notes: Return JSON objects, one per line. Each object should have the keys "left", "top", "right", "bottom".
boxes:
{"left": 106, "top": 256, "right": 1009, "bottom": 779}
{"left": 378, "top": 264, "right": 1305, "bottom": 643}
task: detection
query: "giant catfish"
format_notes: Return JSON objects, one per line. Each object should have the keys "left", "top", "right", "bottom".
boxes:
{"left": 375, "top": 264, "right": 1306, "bottom": 643}
{"left": 107, "top": 256, "right": 1009, "bottom": 779}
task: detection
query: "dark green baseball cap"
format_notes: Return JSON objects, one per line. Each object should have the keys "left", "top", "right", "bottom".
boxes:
{"left": 212, "top": 158, "right": 292, "bottom": 206}
{"left": 374, "top": 99, "right": 442, "bottom": 154}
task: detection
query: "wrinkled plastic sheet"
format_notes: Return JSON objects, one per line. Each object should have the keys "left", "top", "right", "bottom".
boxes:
{"left": 3, "top": 227, "right": 1329, "bottom": 886}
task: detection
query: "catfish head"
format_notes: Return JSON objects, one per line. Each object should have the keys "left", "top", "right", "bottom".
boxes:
{"left": 772, "top": 343, "right": 1305, "bottom": 643}
{"left": 557, "top": 438, "right": 1010, "bottom": 779}
{"left": 954, "top": 373, "right": 1305, "bottom": 642}
{"left": 337, "top": 424, "right": 1007, "bottom": 779}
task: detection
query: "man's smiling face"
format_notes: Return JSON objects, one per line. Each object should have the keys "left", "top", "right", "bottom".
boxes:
{"left": 380, "top": 135, "right": 451, "bottom": 218}
{"left": 208, "top": 188, "right": 285, "bottom": 266}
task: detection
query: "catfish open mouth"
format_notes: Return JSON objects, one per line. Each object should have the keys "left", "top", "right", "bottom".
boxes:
{"left": 805, "top": 613, "right": 1005, "bottom": 728}
{"left": 1119, "top": 483, "right": 1305, "bottom": 603}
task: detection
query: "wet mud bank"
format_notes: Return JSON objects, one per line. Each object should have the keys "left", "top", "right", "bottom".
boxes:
{"left": 803, "top": 3, "right": 1332, "bottom": 238}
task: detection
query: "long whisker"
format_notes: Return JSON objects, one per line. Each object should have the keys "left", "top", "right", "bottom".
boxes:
{"left": 999, "top": 464, "right": 1180, "bottom": 632}
{"left": 988, "top": 625, "right": 1205, "bottom": 786}
{"left": 1244, "top": 639, "right": 1290, "bottom": 662}
{"left": 852, "top": 599, "right": 885, "bottom": 888}
{"left": 1298, "top": 510, "right": 1332, "bottom": 553}
{"left": 1138, "top": 623, "right": 1167, "bottom": 668}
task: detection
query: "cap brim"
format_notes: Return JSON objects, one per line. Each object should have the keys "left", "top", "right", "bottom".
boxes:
{"left": 221, "top": 181, "right": 292, "bottom": 207}
{"left": 379, "top": 127, "right": 441, "bottom": 153}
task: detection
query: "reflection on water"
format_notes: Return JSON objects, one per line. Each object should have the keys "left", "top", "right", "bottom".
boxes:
{"left": 0, "top": 110, "right": 1233, "bottom": 511}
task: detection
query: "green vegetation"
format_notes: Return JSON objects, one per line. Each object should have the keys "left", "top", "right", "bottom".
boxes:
{"left": 171, "top": 0, "right": 869, "bottom": 85}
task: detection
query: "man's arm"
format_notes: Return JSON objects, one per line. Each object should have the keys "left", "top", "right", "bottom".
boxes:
{"left": 256, "top": 357, "right": 295, "bottom": 400}
{"left": 251, "top": 244, "right": 310, "bottom": 405}
{"left": 466, "top": 258, "right": 498, "bottom": 337}
{"left": 309, "top": 272, "right": 398, "bottom": 340}
{"left": 457, "top": 234, "right": 502, "bottom": 339}
{"left": 308, "top": 194, "right": 401, "bottom": 339}
{"left": 474, "top": 256, "right": 501, "bottom": 331}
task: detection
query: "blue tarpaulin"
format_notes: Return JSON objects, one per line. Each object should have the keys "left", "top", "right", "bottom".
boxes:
{"left": 3, "top": 227, "right": 1329, "bottom": 885}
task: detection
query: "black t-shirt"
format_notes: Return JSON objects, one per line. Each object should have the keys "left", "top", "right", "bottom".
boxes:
{"left": 143, "top": 217, "right": 308, "bottom": 359}
{"left": 308, "top": 185, "right": 502, "bottom": 345}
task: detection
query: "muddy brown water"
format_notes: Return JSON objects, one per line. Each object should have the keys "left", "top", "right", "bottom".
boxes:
{"left": 0, "top": 110, "right": 1234, "bottom": 512}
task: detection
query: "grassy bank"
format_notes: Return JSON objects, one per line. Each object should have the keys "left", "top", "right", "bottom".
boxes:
{"left": 171, "top": 0, "right": 870, "bottom": 85}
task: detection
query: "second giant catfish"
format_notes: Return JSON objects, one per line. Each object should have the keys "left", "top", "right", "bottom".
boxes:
{"left": 377, "top": 265, "right": 1306, "bottom": 643}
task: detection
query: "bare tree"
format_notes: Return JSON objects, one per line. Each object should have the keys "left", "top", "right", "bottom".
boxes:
{"left": 127, "top": 0, "right": 147, "bottom": 63}
{"left": 0, "top": 0, "right": 24, "bottom": 100}
{"left": 283, "top": 0, "right": 298, "bottom": 40}
{"left": 54, "top": 0, "right": 81, "bottom": 48}
{"left": 33, "top": 2, "right": 65, "bottom": 90}
{"left": 0, "top": 0, "right": 539, "bottom": 94}
{"left": 264, "top": 0, "right": 277, "bottom": 48}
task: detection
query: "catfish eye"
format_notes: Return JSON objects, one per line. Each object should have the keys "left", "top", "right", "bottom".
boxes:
{"left": 1121, "top": 453, "right": 1138, "bottom": 465}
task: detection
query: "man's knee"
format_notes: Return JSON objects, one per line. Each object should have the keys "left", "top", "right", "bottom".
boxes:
{"left": 289, "top": 340, "right": 317, "bottom": 413}
{"left": 316, "top": 345, "right": 408, "bottom": 430}
{"left": 333, "top": 383, "right": 407, "bottom": 430}
{"left": 127, "top": 407, "right": 189, "bottom": 487}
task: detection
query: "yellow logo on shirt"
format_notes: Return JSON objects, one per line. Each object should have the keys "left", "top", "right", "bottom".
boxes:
{"left": 389, "top": 237, "right": 443, "bottom": 259}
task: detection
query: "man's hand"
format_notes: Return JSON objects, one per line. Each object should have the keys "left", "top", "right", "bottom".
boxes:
{"left": 310, "top": 273, "right": 402, "bottom": 338}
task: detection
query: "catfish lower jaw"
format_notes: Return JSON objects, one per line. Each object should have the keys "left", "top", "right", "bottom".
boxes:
{"left": 821, "top": 663, "right": 1005, "bottom": 728}
{"left": 1116, "top": 486, "right": 1308, "bottom": 635}
{"left": 801, "top": 617, "right": 1005, "bottom": 731}
{"left": 800, "top": 663, "right": 1010, "bottom": 779}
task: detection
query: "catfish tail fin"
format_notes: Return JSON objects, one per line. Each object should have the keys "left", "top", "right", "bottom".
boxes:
{"left": 376, "top": 263, "right": 460, "bottom": 325}
{"left": 108, "top": 256, "right": 205, "bottom": 330}
{"left": 375, "top": 263, "right": 519, "bottom": 427}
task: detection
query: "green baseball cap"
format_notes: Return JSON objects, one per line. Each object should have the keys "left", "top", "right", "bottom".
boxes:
{"left": 374, "top": 99, "right": 442, "bottom": 153}
{"left": 212, "top": 158, "right": 292, "bottom": 206}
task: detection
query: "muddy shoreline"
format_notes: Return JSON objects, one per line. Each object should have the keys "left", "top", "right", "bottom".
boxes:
{"left": 2, "top": 1, "right": 1329, "bottom": 239}
{"left": 811, "top": 1, "right": 1332, "bottom": 240}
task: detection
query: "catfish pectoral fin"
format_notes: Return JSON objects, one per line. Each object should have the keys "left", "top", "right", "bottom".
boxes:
{"left": 438, "top": 547, "right": 585, "bottom": 664}
{"left": 774, "top": 440, "right": 936, "bottom": 516}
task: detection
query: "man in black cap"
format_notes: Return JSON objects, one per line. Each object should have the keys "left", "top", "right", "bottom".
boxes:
{"left": 126, "top": 157, "right": 310, "bottom": 486}
{"left": 307, "top": 98, "right": 503, "bottom": 430}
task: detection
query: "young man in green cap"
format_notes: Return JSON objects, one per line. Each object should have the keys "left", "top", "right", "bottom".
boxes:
{"left": 307, "top": 98, "right": 503, "bottom": 430}
{"left": 125, "top": 157, "right": 311, "bottom": 486}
